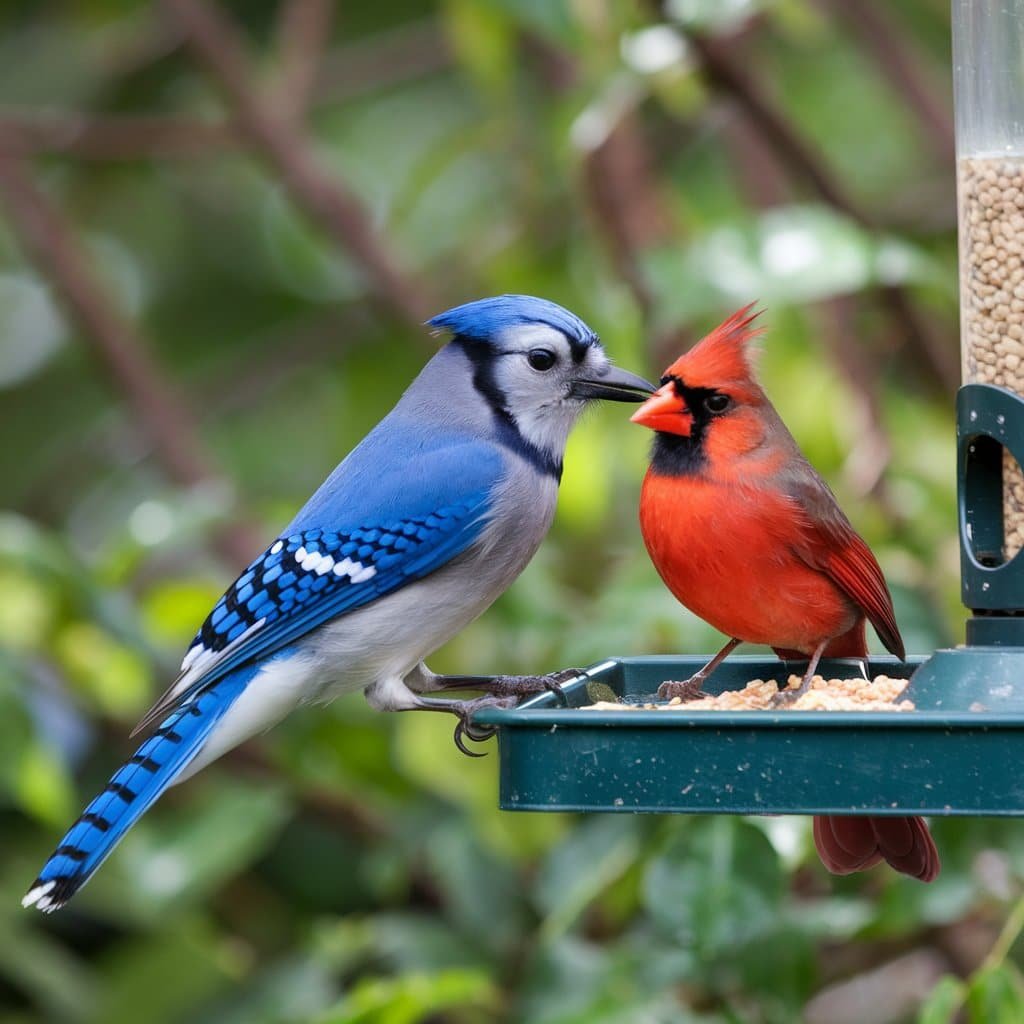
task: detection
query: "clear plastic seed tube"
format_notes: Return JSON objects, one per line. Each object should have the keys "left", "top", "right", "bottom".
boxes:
{"left": 955, "top": 0, "right": 1024, "bottom": 558}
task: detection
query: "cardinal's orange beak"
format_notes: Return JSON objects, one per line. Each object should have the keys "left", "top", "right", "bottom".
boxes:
{"left": 630, "top": 383, "right": 692, "bottom": 436}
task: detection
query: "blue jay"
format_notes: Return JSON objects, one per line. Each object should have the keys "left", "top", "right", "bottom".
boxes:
{"left": 24, "top": 294, "right": 653, "bottom": 912}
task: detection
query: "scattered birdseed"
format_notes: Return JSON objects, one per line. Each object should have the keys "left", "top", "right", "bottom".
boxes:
{"left": 580, "top": 674, "right": 915, "bottom": 712}
{"left": 958, "top": 155, "right": 1024, "bottom": 557}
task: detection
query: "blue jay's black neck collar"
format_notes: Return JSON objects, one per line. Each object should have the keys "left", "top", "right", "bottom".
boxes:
{"left": 453, "top": 337, "right": 563, "bottom": 481}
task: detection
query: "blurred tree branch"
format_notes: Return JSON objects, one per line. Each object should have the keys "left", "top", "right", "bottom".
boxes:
{"left": 272, "top": 0, "right": 335, "bottom": 124}
{"left": 0, "top": 0, "right": 447, "bottom": 571}
{"left": 93, "top": 6, "right": 186, "bottom": 81}
{"left": 818, "top": 298, "right": 896, "bottom": 503}
{"left": 583, "top": 115, "right": 672, "bottom": 322}
{"left": 315, "top": 19, "right": 450, "bottom": 104}
{"left": 528, "top": 33, "right": 689, "bottom": 359}
{"left": 817, "top": 0, "right": 955, "bottom": 167}
{"left": 0, "top": 19, "right": 450, "bottom": 163}
{"left": 687, "top": 29, "right": 960, "bottom": 394}
{"left": 0, "top": 112, "right": 235, "bottom": 160}
{"left": 164, "top": 0, "right": 438, "bottom": 329}
{"left": 0, "top": 145, "right": 262, "bottom": 566}
{"left": 687, "top": 31, "right": 864, "bottom": 219}
{"left": 721, "top": 114, "right": 792, "bottom": 208}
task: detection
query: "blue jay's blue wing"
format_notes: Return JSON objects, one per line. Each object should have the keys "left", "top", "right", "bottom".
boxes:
{"left": 132, "top": 438, "right": 505, "bottom": 736}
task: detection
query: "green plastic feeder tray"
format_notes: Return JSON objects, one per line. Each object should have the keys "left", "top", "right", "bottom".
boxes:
{"left": 471, "top": 654, "right": 1024, "bottom": 817}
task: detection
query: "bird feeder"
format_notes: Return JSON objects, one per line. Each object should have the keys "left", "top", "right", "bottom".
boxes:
{"left": 912, "top": 0, "right": 1024, "bottom": 692}
{"left": 472, "top": 0, "right": 1024, "bottom": 816}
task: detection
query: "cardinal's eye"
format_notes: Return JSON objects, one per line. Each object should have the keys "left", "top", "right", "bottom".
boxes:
{"left": 527, "top": 349, "right": 557, "bottom": 371}
{"left": 704, "top": 393, "right": 732, "bottom": 414}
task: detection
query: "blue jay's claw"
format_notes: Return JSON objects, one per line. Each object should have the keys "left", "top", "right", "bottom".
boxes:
{"left": 453, "top": 716, "right": 494, "bottom": 757}
{"left": 451, "top": 695, "right": 517, "bottom": 757}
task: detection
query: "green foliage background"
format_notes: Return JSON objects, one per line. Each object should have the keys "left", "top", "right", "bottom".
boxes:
{"left": 0, "top": 1, "right": 1019, "bottom": 1022}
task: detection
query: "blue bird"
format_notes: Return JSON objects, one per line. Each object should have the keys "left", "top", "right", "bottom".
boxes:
{"left": 24, "top": 295, "right": 653, "bottom": 913}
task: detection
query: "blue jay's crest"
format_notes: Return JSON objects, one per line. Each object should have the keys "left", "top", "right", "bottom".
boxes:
{"left": 428, "top": 295, "right": 598, "bottom": 359}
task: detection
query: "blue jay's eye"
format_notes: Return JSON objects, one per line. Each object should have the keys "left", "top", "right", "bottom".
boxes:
{"left": 527, "top": 349, "right": 557, "bottom": 371}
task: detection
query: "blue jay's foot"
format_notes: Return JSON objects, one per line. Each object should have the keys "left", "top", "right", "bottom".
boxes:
{"left": 416, "top": 672, "right": 580, "bottom": 755}
{"left": 429, "top": 669, "right": 580, "bottom": 705}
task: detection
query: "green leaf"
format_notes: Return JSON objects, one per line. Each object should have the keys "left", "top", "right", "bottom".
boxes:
{"left": 192, "top": 957, "right": 336, "bottom": 1024}
{"left": 317, "top": 968, "right": 497, "bottom": 1024}
{"left": 0, "top": 918, "right": 97, "bottom": 1022}
{"left": 13, "top": 739, "right": 74, "bottom": 827}
{"left": 0, "top": 567, "right": 57, "bottom": 652}
{"left": 516, "top": 933, "right": 707, "bottom": 1024}
{"left": 481, "top": 0, "right": 577, "bottom": 47}
{"left": 53, "top": 621, "right": 151, "bottom": 718}
{"left": 140, "top": 579, "right": 223, "bottom": 648}
{"left": 645, "top": 205, "right": 935, "bottom": 327}
{"left": 533, "top": 816, "right": 641, "bottom": 940}
{"left": 643, "top": 818, "right": 784, "bottom": 954}
{"left": 966, "top": 964, "right": 1024, "bottom": 1024}
{"left": 918, "top": 975, "right": 967, "bottom": 1024}
{"left": 420, "top": 819, "right": 530, "bottom": 955}
{"left": 313, "top": 912, "right": 489, "bottom": 976}
{"left": 443, "top": 0, "right": 517, "bottom": 96}
{"left": 92, "top": 917, "right": 242, "bottom": 1024}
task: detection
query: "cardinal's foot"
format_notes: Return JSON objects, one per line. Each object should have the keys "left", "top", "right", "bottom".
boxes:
{"left": 657, "top": 677, "right": 710, "bottom": 701}
{"left": 770, "top": 682, "right": 810, "bottom": 708}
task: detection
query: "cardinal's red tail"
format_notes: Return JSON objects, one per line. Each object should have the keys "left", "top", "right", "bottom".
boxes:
{"left": 813, "top": 815, "right": 939, "bottom": 882}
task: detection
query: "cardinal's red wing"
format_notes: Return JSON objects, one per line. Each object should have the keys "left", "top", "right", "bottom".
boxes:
{"left": 822, "top": 531, "right": 904, "bottom": 659}
{"left": 783, "top": 466, "right": 905, "bottom": 660}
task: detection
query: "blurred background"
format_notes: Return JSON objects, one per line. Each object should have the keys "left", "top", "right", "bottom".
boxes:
{"left": 0, "top": 1, "right": 1015, "bottom": 1022}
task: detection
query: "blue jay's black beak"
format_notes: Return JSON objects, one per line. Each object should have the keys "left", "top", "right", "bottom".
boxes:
{"left": 569, "top": 365, "right": 657, "bottom": 403}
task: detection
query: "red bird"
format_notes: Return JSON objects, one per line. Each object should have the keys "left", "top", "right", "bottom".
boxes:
{"left": 631, "top": 305, "right": 939, "bottom": 882}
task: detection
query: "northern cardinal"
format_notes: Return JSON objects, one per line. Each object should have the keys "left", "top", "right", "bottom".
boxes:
{"left": 630, "top": 305, "right": 939, "bottom": 882}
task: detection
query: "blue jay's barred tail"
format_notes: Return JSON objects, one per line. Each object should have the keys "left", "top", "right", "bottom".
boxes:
{"left": 22, "top": 664, "right": 258, "bottom": 913}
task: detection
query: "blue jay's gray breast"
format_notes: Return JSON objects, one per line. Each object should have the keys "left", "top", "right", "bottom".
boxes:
{"left": 303, "top": 465, "right": 559, "bottom": 699}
